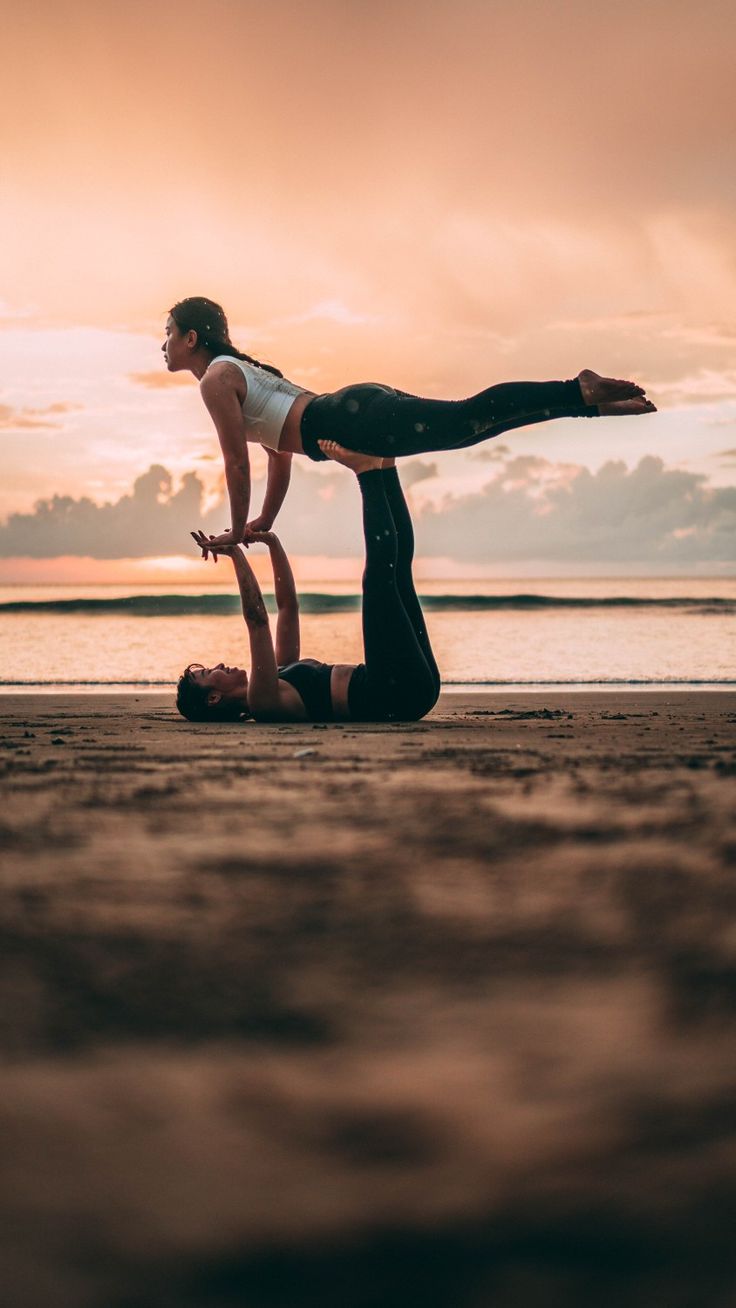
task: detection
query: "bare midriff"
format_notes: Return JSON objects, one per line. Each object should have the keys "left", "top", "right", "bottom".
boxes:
{"left": 330, "top": 664, "right": 355, "bottom": 719}
{"left": 278, "top": 391, "right": 317, "bottom": 455}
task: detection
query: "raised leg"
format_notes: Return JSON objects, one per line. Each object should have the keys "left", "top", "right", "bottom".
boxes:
{"left": 301, "top": 373, "right": 653, "bottom": 461}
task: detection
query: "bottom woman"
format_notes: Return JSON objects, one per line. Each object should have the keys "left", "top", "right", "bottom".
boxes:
{"left": 177, "top": 446, "right": 440, "bottom": 724}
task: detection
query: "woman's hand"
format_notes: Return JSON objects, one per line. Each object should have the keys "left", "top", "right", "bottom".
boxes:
{"left": 245, "top": 514, "right": 273, "bottom": 536}
{"left": 190, "top": 529, "right": 237, "bottom": 562}
{"left": 243, "top": 528, "right": 277, "bottom": 546}
{"left": 204, "top": 528, "right": 237, "bottom": 551}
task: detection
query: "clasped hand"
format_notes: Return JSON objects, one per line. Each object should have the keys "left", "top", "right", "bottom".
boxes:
{"left": 190, "top": 530, "right": 236, "bottom": 561}
{"left": 190, "top": 523, "right": 274, "bottom": 562}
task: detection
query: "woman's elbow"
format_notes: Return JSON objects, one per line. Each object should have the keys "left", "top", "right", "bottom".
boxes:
{"left": 247, "top": 689, "right": 280, "bottom": 718}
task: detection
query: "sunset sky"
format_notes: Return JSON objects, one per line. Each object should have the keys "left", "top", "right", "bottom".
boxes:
{"left": 1, "top": 0, "right": 735, "bottom": 581}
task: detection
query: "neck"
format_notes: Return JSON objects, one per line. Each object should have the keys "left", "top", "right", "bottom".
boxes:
{"left": 189, "top": 350, "right": 215, "bottom": 381}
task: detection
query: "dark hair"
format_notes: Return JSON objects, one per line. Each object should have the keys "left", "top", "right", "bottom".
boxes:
{"left": 169, "top": 297, "right": 283, "bottom": 377}
{"left": 176, "top": 667, "right": 249, "bottom": 723}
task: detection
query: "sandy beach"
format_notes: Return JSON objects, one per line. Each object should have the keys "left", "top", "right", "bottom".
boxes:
{"left": 1, "top": 690, "right": 734, "bottom": 1307}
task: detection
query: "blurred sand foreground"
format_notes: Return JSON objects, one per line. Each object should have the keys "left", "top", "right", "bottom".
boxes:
{"left": 0, "top": 691, "right": 735, "bottom": 1308}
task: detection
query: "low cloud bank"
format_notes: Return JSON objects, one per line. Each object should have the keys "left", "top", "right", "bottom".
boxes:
{"left": 416, "top": 455, "right": 736, "bottom": 564}
{"left": 0, "top": 455, "right": 734, "bottom": 566}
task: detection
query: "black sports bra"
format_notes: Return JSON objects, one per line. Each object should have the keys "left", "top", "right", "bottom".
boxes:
{"left": 277, "top": 658, "right": 334, "bottom": 721}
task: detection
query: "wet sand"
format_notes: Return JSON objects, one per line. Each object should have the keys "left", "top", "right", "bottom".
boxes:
{"left": 1, "top": 691, "right": 735, "bottom": 1307}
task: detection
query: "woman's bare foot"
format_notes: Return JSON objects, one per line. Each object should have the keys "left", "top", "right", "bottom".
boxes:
{"left": 578, "top": 369, "right": 645, "bottom": 404}
{"left": 597, "top": 398, "right": 657, "bottom": 416}
{"left": 318, "top": 440, "right": 383, "bottom": 474}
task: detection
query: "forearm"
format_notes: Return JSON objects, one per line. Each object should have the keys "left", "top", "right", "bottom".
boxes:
{"left": 231, "top": 548, "right": 269, "bottom": 628}
{"left": 229, "top": 548, "right": 281, "bottom": 708}
{"left": 224, "top": 458, "right": 251, "bottom": 543}
{"left": 258, "top": 453, "right": 292, "bottom": 529}
{"left": 266, "top": 536, "right": 298, "bottom": 611}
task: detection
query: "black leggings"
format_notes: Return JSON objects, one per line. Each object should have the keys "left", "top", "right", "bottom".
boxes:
{"left": 348, "top": 468, "right": 440, "bottom": 723}
{"left": 300, "top": 378, "right": 597, "bottom": 461}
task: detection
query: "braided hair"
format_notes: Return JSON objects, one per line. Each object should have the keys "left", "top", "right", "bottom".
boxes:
{"left": 169, "top": 297, "right": 283, "bottom": 378}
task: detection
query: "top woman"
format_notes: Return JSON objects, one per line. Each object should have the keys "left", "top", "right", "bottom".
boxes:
{"left": 163, "top": 296, "right": 655, "bottom": 552}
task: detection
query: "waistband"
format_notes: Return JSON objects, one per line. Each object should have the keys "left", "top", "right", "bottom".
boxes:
{"left": 300, "top": 397, "right": 329, "bottom": 461}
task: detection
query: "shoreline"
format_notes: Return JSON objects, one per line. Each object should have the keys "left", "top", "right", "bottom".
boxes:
{"left": 1, "top": 681, "right": 735, "bottom": 695}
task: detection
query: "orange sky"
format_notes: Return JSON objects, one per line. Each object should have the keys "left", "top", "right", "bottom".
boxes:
{"left": 1, "top": 0, "right": 735, "bottom": 579}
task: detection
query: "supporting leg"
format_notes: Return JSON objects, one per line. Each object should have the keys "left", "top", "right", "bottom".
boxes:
{"left": 354, "top": 469, "right": 439, "bottom": 720}
{"left": 381, "top": 465, "right": 440, "bottom": 696}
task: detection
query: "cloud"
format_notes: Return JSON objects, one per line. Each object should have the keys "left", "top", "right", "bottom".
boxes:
{"left": 0, "top": 299, "right": 36, "bottom": 321}
{"left": 0, "top": 460, "right": 409, "bottom": 560}
{"left": 0, "top": 466, "right": 205, "bottom": 560}
{"left": 705, "top": 415, "right": 736, "bottom": 428}
{"left": 399, "top": 460, "right": 438, "bottom": 488}
{"left": 281, "top": 299, "right": 379, "bottom": 327}
{"left": 414, "top": 456, "right": 736, "bottom": 564}
{"left": 648, "top": 369, "right": 736, "bottom": 405}
{"left": 128, "top": 371, "right": 192, "bottom": 389}
{"left": 472, "top": 444, "right": 512, "bottom": 463}
{"left": 0, "top": 402, "right": 79, "bottom": 430}
{"left": 0, "top": 453, "right": 734, "bottom": 568}
{"left": 551, "top": 315, "right": 736, "bottom": 352}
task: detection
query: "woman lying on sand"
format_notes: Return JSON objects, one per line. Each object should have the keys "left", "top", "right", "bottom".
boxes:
{"left": 176, "top": 446, "right": 440, "bottom": 724}
{"left": 163, "top": 296, "right": 656, "bottom": 552}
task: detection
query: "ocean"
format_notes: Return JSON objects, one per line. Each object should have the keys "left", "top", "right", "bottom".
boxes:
{"left": 0, "top": 578, "right": 733, "bottom": 693}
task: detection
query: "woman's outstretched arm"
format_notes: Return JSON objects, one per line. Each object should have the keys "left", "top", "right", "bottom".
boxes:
{"left": 247, "top": 530, "right": 300, "bottom": 666}
{"left": 192, "top": 533, "right": 284, "bottom": 714}
{"left": 229, "top": 547, "right": 286, "bottom": 714}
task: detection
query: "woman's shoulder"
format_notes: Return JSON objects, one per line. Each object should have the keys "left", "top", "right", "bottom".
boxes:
{"left": 200, "top": 357, "right": 248, "bottom": 398}
{"left": 204, "top": 355, "right": 249, "bottom": 378}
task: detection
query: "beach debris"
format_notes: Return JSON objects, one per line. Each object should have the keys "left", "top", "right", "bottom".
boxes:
{"left": 471, "top": 708, "right": 573, "bottom": 720}
{"left": 293, "top": 748, "right": 318, "bottom": 759}
{"left": 50, "top": 737, "right": 66, "bottom": 746}
{"left": 602, "top": 711, "right": 657, "bottom": 719}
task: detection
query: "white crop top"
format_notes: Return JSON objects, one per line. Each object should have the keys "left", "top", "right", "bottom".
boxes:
{"left": 207, "top": 355, "right": 307, "bottom": 451}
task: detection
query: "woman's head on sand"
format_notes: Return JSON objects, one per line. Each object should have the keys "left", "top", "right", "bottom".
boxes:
{"left": 163, "top": 297, "right": 283, "bottom": 377}
{"left": 176, "top": 662, "right": 250, "bottom": 722}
